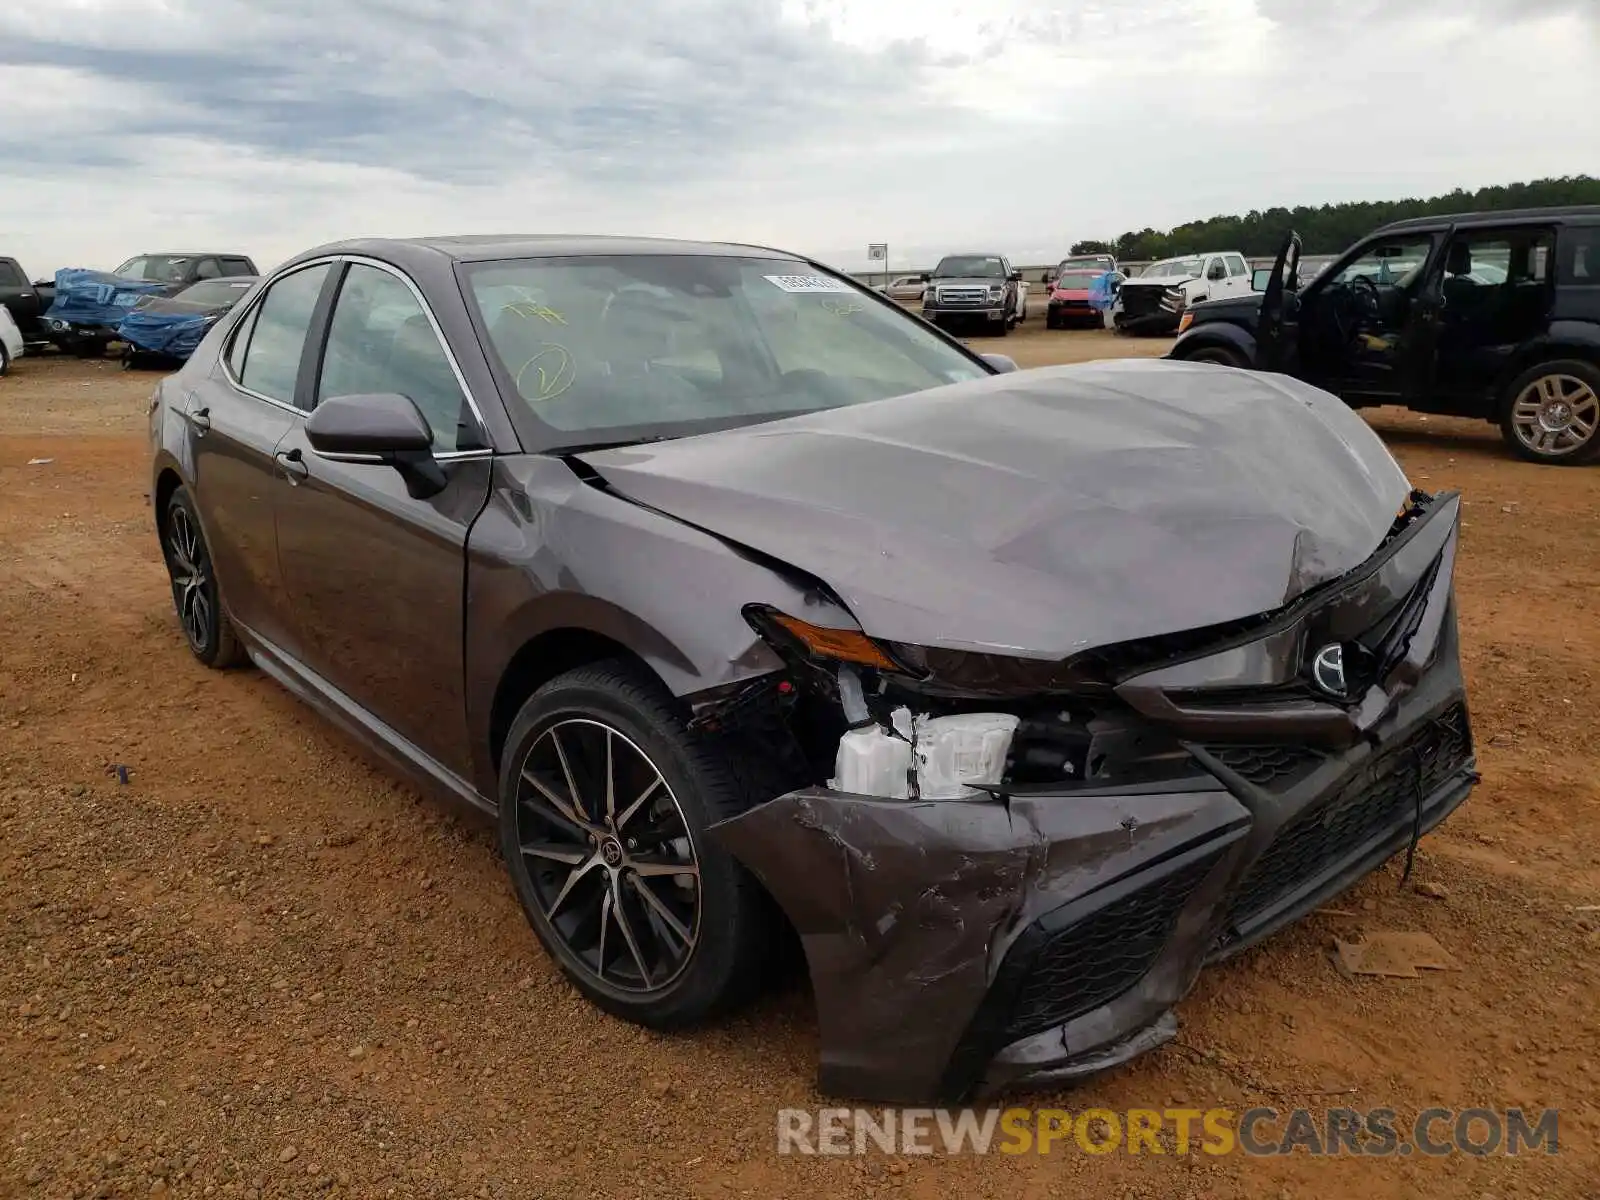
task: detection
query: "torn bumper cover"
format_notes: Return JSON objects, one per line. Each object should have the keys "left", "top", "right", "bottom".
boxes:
{"left": 707, "top": 495, "right": 1477, "bottom": 1104}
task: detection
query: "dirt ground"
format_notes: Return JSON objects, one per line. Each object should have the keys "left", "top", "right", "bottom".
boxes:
{"left": 2, "top": 327, "right": 1597, "bottom": 1200}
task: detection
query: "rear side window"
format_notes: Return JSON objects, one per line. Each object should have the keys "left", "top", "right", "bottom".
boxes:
{"left": 236, "top": 264, "right": 331, "bottom": 408}
{"left": 225, "top": 305, "right": 259, "bottom": 379}
{"left": 220, "top": 258, "right": 254, "bottom": 277}
{"left": 1226, "top": 254, "right": 1248, "bottom": 277}
{"left": 1558, "top": 227, "right": 1597, "bottom": 284}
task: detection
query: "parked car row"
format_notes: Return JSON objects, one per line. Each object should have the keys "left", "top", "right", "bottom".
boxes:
{"left": 0, "top": 250, "right": 259, "bottom": 365}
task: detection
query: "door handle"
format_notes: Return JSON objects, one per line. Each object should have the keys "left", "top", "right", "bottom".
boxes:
{"left": 186, "top": 407, "right": 211, "bottom": 434}
{"left": 274, "top": 447, "right": 310, "bottom": 484}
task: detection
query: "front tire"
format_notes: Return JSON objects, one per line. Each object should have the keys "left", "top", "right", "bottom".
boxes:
{"left": 498, "top": 662, "right": 770, "bottom": 1029}
{"left": 159, "top": 486, "right": 248, "bottom": 668}
{"left": 1498, "top": 359, "right": 1600, "bottom": 465}
{"left": 1182, "top": 344, "right": 1249, "bottom": 369}
{"left": 0, "top": 343, "right": 9, "bottom": 376}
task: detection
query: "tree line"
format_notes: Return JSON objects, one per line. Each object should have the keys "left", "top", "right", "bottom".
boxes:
{"left": 1070, "top": 176, "right": 1600, "bottom": 261}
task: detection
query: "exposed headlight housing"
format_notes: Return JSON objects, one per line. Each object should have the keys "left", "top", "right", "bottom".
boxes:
{"left": 1177, "top": 311, "right": 1195, "bottom": 333}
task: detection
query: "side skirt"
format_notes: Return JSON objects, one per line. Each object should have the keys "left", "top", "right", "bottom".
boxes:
{"left": 238, "top": 629, "right": 495, "bottom": 818}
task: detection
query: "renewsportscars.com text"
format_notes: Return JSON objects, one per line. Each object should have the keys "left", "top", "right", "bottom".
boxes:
{"left": 776, "top": 1106, "right": 1559, "bottom": 1158}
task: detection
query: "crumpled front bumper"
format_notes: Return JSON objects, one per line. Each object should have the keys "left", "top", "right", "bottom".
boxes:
{"left": 708, "top": 495, "right": 1476, "bottom": 1104}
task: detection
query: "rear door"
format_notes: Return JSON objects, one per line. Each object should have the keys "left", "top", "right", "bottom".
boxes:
{"left": 1224, "top": 254, "right": 1251, "bottom": 298}
{"left": 184, "top": 261, "right": 336, "bottom": 652}
{"left": 271, "top": 259, "right": 494, "bottom": 776}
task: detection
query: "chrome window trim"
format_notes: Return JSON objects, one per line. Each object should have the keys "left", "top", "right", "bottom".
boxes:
{"left": 217, "top": 254, "right": 495, "bottom": 451}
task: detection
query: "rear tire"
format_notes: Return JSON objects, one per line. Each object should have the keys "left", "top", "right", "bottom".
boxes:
{"left": 498, "top": 661, "right": 771, "bottom": 1029}
{"left": 159, "top": 486, "right": 248, "bottom": 668}
{"left": 0, "top": 344, "right": 9, "bottom": 376}
{"left": 1498, "top": 359, "right": 1600, "bottom": 465}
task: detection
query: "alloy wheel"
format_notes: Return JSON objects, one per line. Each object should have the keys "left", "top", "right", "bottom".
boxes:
{"left": 514, "top": 718, "right": 701, "bottom": 993}
{"left": 166, "top": 505, "right": 214, "bottom": 651}
{"left": 1510, "top": 374, "right": 1599, "bottom": 458}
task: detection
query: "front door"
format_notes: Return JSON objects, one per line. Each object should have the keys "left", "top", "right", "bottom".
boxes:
{"left": 272, "top": 260, "right": 494, "bottom": 777}
{"left": 1294, "top": 231, "right": 1439, "bottom": 399}
{"left": 184, "top": 261, "right": 334, "bottom": 652}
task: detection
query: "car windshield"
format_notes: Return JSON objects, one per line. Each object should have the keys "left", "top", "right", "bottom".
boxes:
{"left": 1142, "top": 258, "right": 1202, "bottom": 278}
{"left": 466, "top": 255, "right": 992, "bottom": 447}
{"left": 175, "top": 279, "right": 255, "bottom": 306}
{"left": 1054, "top": 271, "right": 1101, "bottom": 289}
{"left": 933, "top": 255, "right": 1006, "bottom": 278}
{"left": 115, "top": 256, "right": 192, "bottom": 283}
{"left": 1061, "top": 257, "right": 1109, "bottom": 270}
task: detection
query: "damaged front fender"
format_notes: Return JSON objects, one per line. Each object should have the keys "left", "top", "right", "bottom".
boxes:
{"left": 707, "top": 780, "right": 1250, "bottom": 1102}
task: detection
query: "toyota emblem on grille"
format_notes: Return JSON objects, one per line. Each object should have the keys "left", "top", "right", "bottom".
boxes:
{"left": 1311, "top": 643, "right": 1347, "bottom": 697}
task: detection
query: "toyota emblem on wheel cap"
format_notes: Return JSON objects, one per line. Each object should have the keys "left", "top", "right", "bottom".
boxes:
{"left": 1311, "top": 643, "right": 1347, "bottom": 697}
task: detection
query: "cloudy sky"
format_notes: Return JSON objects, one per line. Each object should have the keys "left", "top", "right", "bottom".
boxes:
{"left": 1, "top": 0, "right": 1595, "bottom": 277}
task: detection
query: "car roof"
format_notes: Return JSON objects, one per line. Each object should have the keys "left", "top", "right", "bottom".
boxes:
{"left": 1373, "top": 205, "right": 1600, "bottom": 235}
{"left": 291, "top": 234, "right": 805, "bottom": 267}
{"left": 133, "top": 251, "right": 255, "bottom": 258}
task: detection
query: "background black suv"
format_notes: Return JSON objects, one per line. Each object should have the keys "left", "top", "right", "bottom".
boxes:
{"left": 1169, "top": 206, "right": 1600, "bottom": 464}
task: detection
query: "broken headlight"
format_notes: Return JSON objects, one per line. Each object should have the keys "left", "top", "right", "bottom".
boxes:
{"left": 744, "top": 606, "right": 1192, "bottom": 800}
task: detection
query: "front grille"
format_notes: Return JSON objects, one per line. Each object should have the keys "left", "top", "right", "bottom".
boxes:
{"left": 1203, "top": 744, "right": 1326, "bottom": 788}
{"left": 937, "top": 286, "right": 990, "bottom": 305}
{"left": 1224, "top": 704, "right": 1472, "bottom": 928}
{"left": 1119, "top": 285, "right": 1166, "bottom": 317}
{"left": 1001, "top": 851, "right": 1221, "bottom": 1045}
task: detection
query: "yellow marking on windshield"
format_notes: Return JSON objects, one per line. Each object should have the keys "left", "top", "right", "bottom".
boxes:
{"left": 515, "top": 343, "right": 576, "bottom": 402}
{"left": 820, "top": 298, "right": 864, "bottom": 316}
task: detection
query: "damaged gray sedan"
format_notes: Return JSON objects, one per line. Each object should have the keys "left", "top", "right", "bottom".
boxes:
{"left": 148, "top": 235, "right": 1477, "bottom": 1104}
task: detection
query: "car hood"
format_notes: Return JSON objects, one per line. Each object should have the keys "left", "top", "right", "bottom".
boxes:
{"left": 1051, "top": 288, "right": 1091, "bottom": 301}
{"left": 930, "top": 276, "right": 1007, "bottom": 288}
{"left": 131, "top": 296, "right": 234, "bottom": 317}
{"left": 1125, "top": 274, "right": 1197, "bottom": 287}
{"left": 578, "top": 359, "right": 1411, "bottom": 659}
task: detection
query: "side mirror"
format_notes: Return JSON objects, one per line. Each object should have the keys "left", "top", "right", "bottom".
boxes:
{"left": 1252, "top": 268, "right": 1272, "bottom": 292}
{"left": 305, "top": 392, "right": 434, "bottom": 455}
{"left": 305, "top": 392, "right": 445, "bottom": 498}
{"left": 918, "top": 272, "right": 930, "bottom": 282}
{"left": 1008, "top": 270, "right": 1023, "bottom": 282}
{"left": 981, "top": 353, "right": 1018, "bottom": 373}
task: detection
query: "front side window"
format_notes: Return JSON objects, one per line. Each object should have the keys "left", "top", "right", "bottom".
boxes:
{"left": 317, "top": 264, "right": 477, "bottom": 452}
{"left": 467, "top": 255, "right": 990, "bottom": 447}
{"left": 0, "top": 261, "right": 24, "bottom": 287}
{"left": 195, "top": 259, "right": 222, "bottom": 280}
{"left": 235, "top": 264, "right": 330, "bottom": 408}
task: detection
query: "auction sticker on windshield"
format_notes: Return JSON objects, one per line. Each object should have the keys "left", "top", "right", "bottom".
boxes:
{"left": 764, "top": 274, "right": 856, "bottom": 294}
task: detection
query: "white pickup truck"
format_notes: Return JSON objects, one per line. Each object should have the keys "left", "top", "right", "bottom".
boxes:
{"left": 1113, "top": 251, "right": 1253, "bottom": 334}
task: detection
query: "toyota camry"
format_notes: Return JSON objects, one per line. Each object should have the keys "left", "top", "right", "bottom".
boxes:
{"left": 149, "top": 235, "right": 1477, "bottom": 1102}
